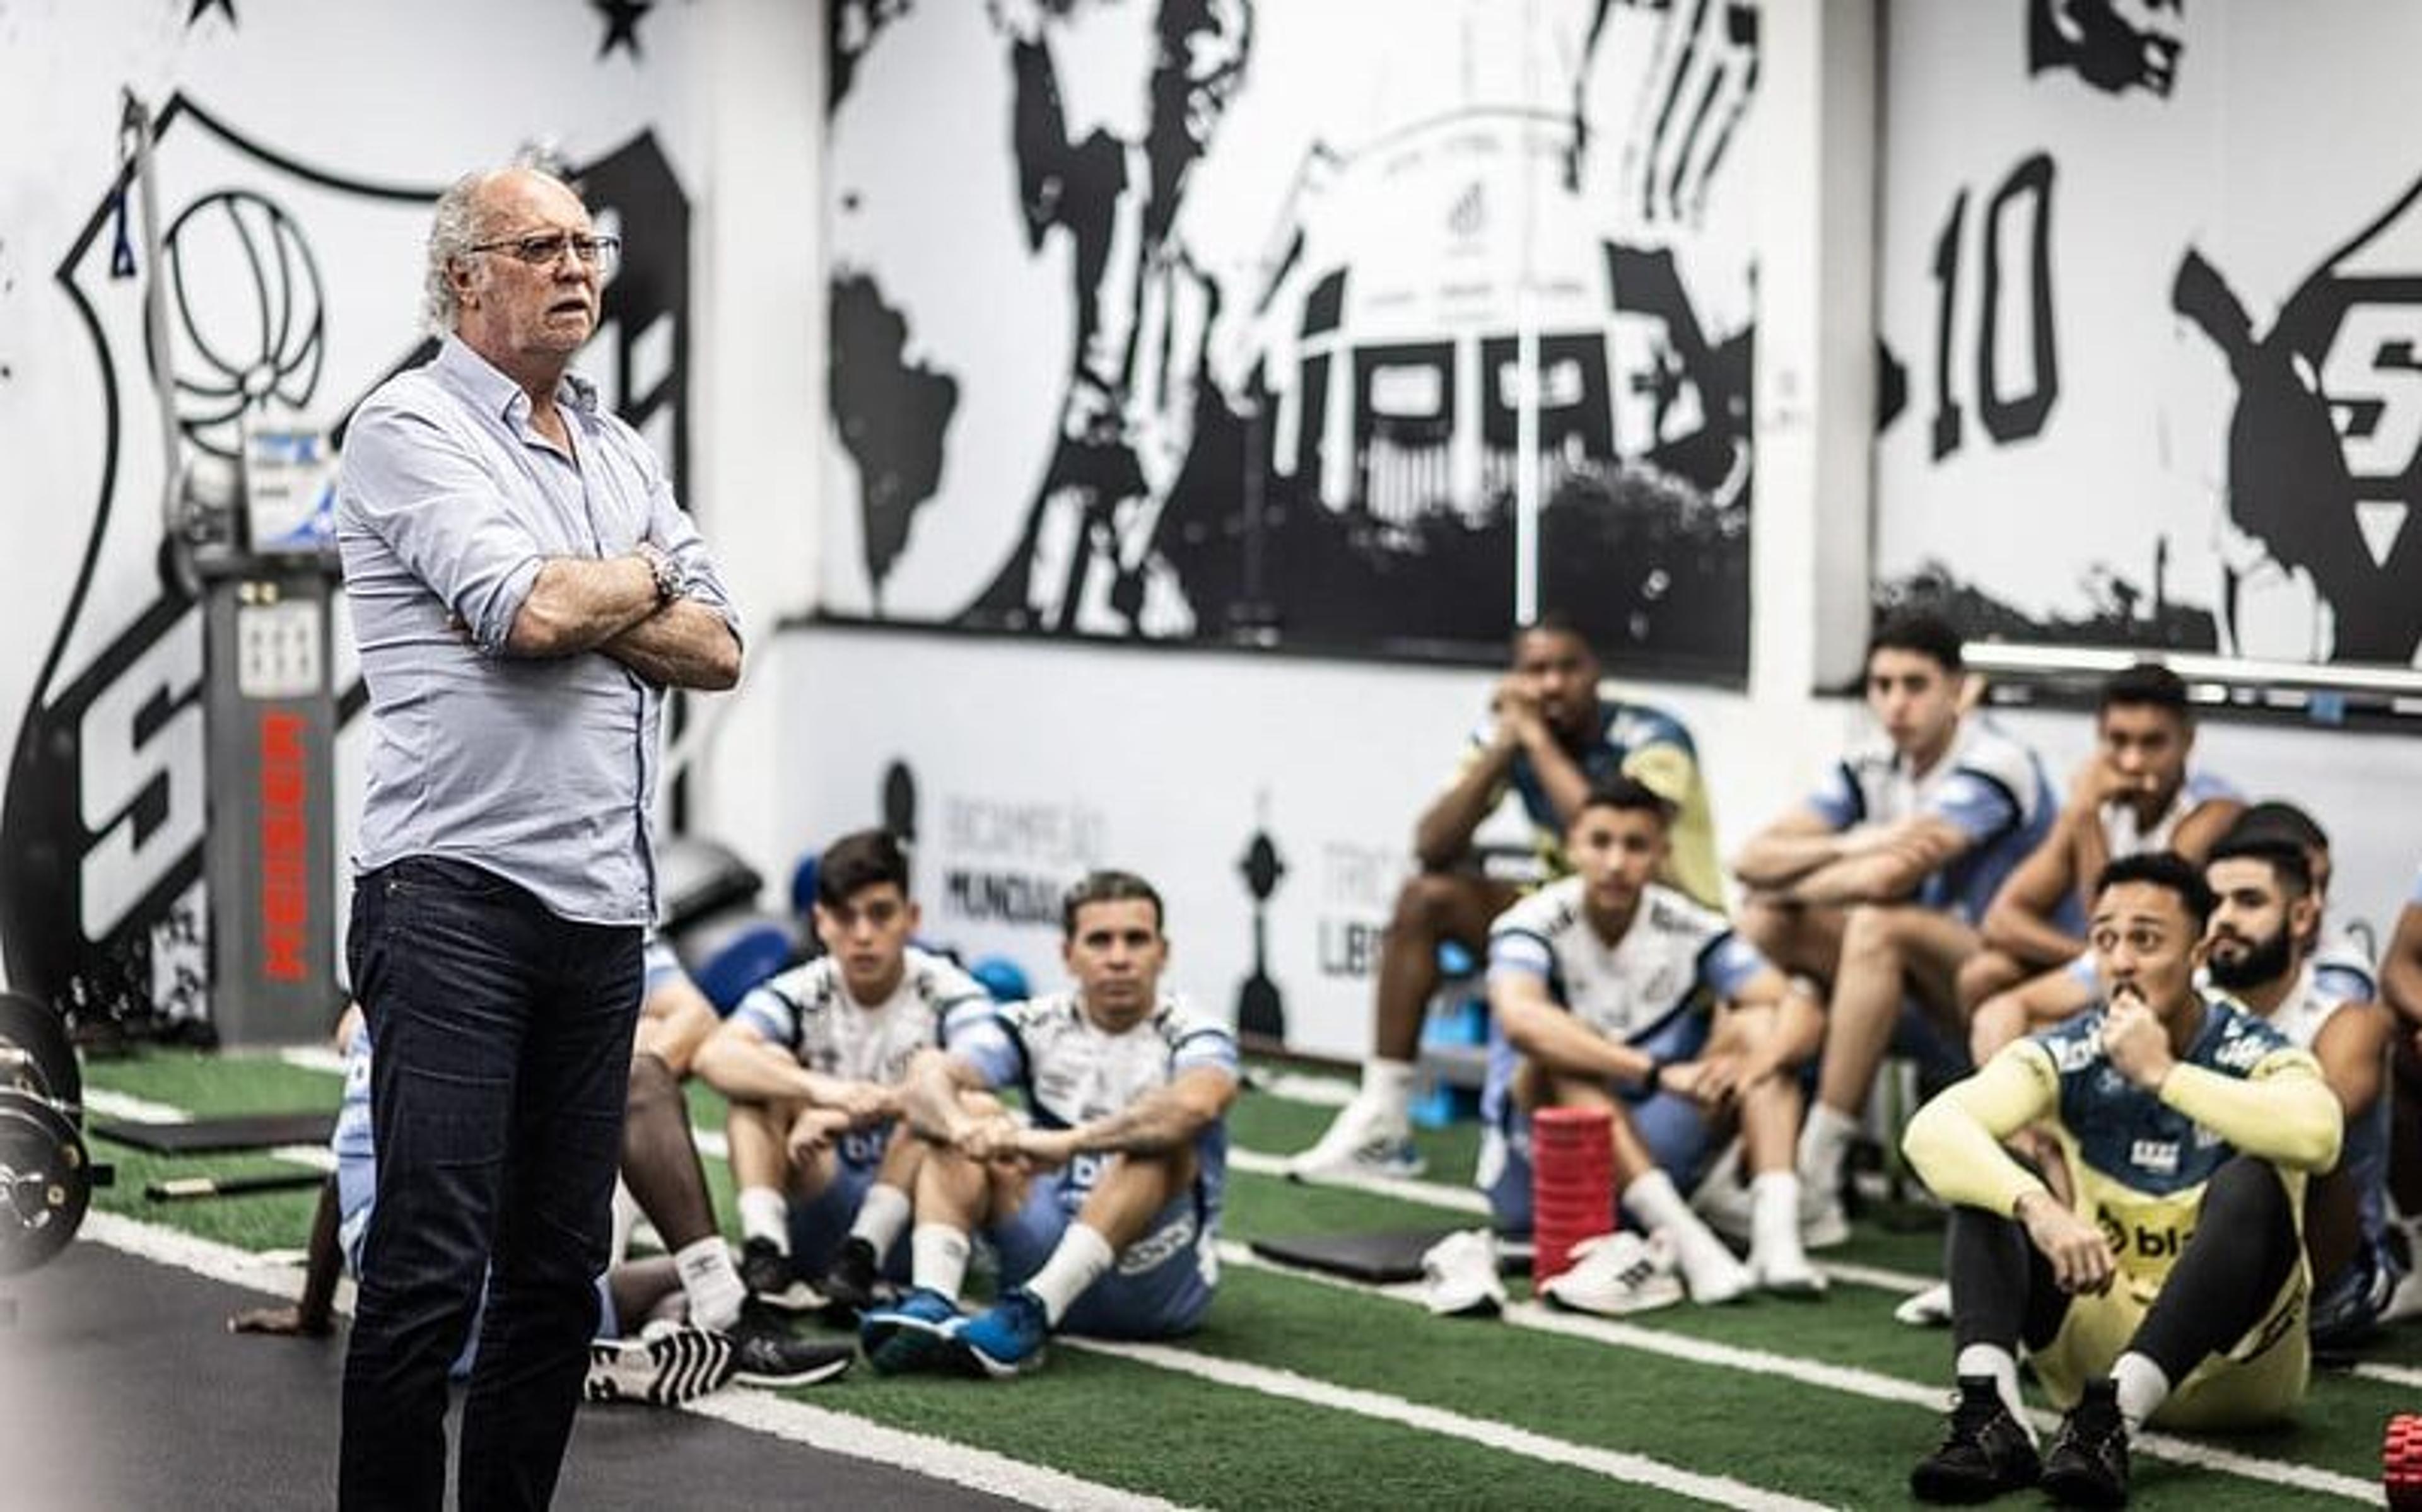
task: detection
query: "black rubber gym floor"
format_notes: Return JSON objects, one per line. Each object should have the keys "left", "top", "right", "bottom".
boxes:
{"left": 0, "top": 1243, "right": 1021, "bottom": 1511}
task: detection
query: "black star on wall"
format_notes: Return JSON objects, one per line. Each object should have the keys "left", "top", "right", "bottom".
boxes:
{"left": 594, "top": 0, "right": 653, "bottom": 59}
{"left": 187, "top": 0, "right": 237, "bottom": 25}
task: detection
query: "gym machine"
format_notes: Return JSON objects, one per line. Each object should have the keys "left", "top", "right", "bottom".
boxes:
{"left": 0, "top": 992, "right": 110, "bottom": 1274}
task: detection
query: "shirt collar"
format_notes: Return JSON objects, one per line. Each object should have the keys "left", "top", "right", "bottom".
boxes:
{"left": 436, "top": 334, "right": 599, "bottom": 424}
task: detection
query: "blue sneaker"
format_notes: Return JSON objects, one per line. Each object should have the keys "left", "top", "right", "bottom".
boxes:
{"left": 948, "top": 1287, "right": 1051, "bottom": 1379}
{"left": 859, "top": 1287, "right": 962, "bottom": 1376}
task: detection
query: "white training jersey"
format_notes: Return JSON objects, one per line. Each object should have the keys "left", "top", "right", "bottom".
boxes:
{"left": 954, "top": 991, "right": 1239, "bottom": 1127}
{"left": 1808, "top": 712, "right": 2057, "bottom": 926}
{"left": 731, "top": 946, "right": 992, "bottom": 1085}
{"left": 2099, "top": 767, "right": 2240, "bottom": 856}
{"left": 1486, "top": 877, "right": 1768, "bottom": 1046}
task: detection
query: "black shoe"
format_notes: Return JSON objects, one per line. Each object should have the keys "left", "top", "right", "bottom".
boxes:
{"left": 817, "top": 1236, "right": 887, "bottom": 1322}
{"left": 2040, "top": 1377, "right": 2130, "bottom": 1508}
{"left": 725, "top": 1305, "right": 856, "bottom": 1388}
{"left": 1909, "top": 1375, "right": 2041, "bottom": 1503}
{"left": 739, "top": 1236, "right": 821, "bottom": 1314}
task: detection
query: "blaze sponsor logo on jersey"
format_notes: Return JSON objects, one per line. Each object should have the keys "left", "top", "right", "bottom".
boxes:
{"left": 2131, "top": 1138, "right": 2179, "bottom": 1175}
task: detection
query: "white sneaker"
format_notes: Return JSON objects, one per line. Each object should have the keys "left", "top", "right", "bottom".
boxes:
{"left": 1751, "top": 1248, "right": 1830, "bottom": 1298}
{"left": 1800, "top": 1188, "right": 1851, "bottom": 1250}
{"left": 1285, "top": 1095, "right": 1426, "bottom": 1180}
{"left": 1670, "top": 1234, "right": 1754, "bottom": 1306}
{"left": 1893, "top": 1280, "right": 1952, "bottom": 1327}
{"left": 1419, "top": 1229, "right": 1507, "bottom": 1318}
{"left": 584, "top": 1323, "right": 737, "bottom": 1406}
{"left": 1687, "top": 1143, "right": 1756, "bottom": 1245}
{"left": 1540, "top": 1231, "right": 1685, "bottom": 1317}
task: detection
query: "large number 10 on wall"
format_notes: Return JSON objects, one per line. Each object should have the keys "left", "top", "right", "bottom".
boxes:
{"left": 1928, "top": 152, "right": 2059, "bottom": 460}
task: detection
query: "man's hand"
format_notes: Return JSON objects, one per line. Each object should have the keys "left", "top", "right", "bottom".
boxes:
{"left": 2065, "top": 753, "right": 2134, "bottom": 813}
{"left": 1008, "top": 1126, "right": 1082, "bottom": 1172}
{"left": 786, "top": 1105, "right": 854, "bottom": 1161}
{"left": 827, "top": 1080, "right": 898, "bottom": 1128}
{"left": 229, "top": 1303, "right": 330, "bottom": 1338}
{"left": 2100, "top": 990, "right": 2175, "bottom": 1092}
{"left": 953, "top": 1113, "right": 1030, "bottom": 1164}
{"left": 1489, "top": 675, "right": 1545, "bottom": 747}
{"left": 2015, "top": 1189, "right": 2115, "bottom": 1295}
{"left": 1659, "top": 1055, "right": 1742, "bottom": 1108}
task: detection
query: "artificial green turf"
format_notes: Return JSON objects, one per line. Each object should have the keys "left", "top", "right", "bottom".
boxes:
{"left": 74, "top": 1050, "right": 2406, "bottom": 1510}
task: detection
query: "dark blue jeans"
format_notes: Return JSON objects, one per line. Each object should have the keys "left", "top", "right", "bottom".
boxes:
{"left": 339, "top": 857, "right": 641, "bottom": 1512}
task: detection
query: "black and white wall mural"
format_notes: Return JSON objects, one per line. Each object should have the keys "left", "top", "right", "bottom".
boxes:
{"left": 0, "top": 2, "right": 696, "bottom": 1033}
{"left": 822, "top": 0, "right": 1761, "bottom": 677}
{"left": 1876, "top": 0, "right": 2422, "bottom": 668}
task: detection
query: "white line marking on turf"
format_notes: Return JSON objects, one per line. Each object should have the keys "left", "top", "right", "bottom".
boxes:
{"left": 1229, "top": 1144, "right": 1942, "bottom": 1294}
{"left": 81, "top": 1088, "right": 192, "bottom": 1123}
{"left": 78, "top": 1211, "right": 1164, "bottom": 1511}
{"left": 1227, "top": 1146, "right": 1492, "bottom": 1214}
{"left": 1251, "top": 1071, "right": 1355, "bottom": 1108}
{"left": 1068, "top": 1336, "right": 1834, "bottom": 1511}
{"left": 2355, "top": 1361, "right": 2422, "bottom": 1390}
{"left": 277, "top": 1045, "right": 349, "bottom": 1076}
{"left": 687, "top": 1390, "right": 1195, "bottom": 1512}
{"left": 1220, "top": 1242, "right": 2378, "bottom": 1503}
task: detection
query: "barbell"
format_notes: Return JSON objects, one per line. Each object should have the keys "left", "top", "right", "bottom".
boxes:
{"left": 0, "top": 991, "right": 107, "bottom": 1275}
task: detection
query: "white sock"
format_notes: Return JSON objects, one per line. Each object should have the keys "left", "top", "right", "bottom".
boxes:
{"left": 1798, "top": 1103, "right": 1860, "bottom": 1193}
{"left": 1955, "top": 1342, "right": 2036, "bottom": 1444}
{"left": 737, "top": 1187, "right": 790, "bottom": 1251}
{"left": 673, "top": 1235, "right": 746, "bottom": 1332}
{"left": 1748, "top": 1171, "right": 1808, "bottom": 1271}
{"left": 2111, "top": 1351, "right": 2170, "bottom": 1432}
{"left": 1022, "top": 1223, "right": 1116, "bottom": 1326}
{"left": 1622, "top": 1169, "right": 1741, "bottom": 1291}
{"left": 848, "top": 1183, "right": 913, "bottom": 1260}
{"left": 608, "top": 1180, "right": 641, "bottom": 1266}
{"left": 910, "top": 1223, "right": 971, "bottom": 1300}
{"left": 1361, "top": 1059, "right": 1417, "bottom": 1125}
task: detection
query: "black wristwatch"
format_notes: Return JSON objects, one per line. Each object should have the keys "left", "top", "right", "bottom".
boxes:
{"left": 1641, "top": 1054, "right": 1669, "bottom": 1092}
{"left": 635, "top": 541, "right": 687, "bottom": 605}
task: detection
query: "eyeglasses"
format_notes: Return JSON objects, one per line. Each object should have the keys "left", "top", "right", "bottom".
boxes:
{"left": 467, "top": 231, "right": 621, "bottom": 274}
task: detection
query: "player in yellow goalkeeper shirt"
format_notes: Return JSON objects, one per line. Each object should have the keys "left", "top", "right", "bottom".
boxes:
{"left": 1900, "top": 851, "right": 2341, "bottom": 1506}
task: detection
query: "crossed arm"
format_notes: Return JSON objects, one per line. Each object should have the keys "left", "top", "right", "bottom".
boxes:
{"left": 506, "top": 556, "right": 740, "bottom": 689}
{"left": 1734, "top": 806, "right": 1969, "bottom": 907}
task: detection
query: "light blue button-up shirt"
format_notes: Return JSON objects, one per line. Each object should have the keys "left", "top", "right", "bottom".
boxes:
{"left": 337, "top": 336, "right": 738, "bottom": 926}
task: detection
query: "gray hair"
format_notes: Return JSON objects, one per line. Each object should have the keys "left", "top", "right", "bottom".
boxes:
{"left": 419, "top": 154, "right": 582, "bottom": 337}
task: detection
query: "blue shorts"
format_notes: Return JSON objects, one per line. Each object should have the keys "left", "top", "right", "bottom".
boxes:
{"left": 785, "top": 1129, "right": 913, "bottom": 1282}
{"left": 1480, "top": 1012, "right": 1715, "bottom": 1238}
{"left": 990, "top": 1161, "right": 1215, "bottom": 1339}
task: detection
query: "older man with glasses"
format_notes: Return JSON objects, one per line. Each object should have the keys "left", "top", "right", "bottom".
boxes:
{"left": 334, "top": 161, "right": 741, "bottom": 1512}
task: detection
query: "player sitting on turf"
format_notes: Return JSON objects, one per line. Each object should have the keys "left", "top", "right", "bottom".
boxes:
{"left": 1731, "top": 609, "right": 2056, "bottom": 1247}
{"left": 691, "top": 829, "right": 992, "bottom": 1320}
{"left": 1458, "top": 776, "right": 1826, "bottom": 1313}
{"left": 1902, "top": 853, "right": 2341, "bottom": 1506}
{"left": 232, "top": 997, "right": 854, "bottom": 1402}
{"left": 857, "top": 869, "right": 1240, "bottom": 1377}
{"left": 1287, "top": 614, "right": 1723, "bottom": 1182}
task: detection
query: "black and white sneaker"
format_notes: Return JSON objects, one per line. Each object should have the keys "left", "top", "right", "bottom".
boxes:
{"left": 726, "top": 1303, "right": 856, "bottom": 1388}
{"left": 1909, "top": 1375, "right": 2040, "bottom": 1503}
{"left": 2039, "top": 1377, "right": 2129, "bottom": 1508}
{"left": 739, "top": 1236, "right": 823, "bottom": 1314}
{"left": 584, "top": 1324, "right": 737, "bottom": 1407}
{"left": 817, "top": 1236, "right": 889, "bottom": 1323}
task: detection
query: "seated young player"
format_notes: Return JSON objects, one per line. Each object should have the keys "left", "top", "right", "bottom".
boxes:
{"left": 690, "top": 829, "right": 991, "bottom": 1318}
{"left": 1731, "top": 610, "right": 2056, "bottom": 1243}
{"left": 1958, "top": 663, "right": 2240, "bottom": 1011}
{"left": 858, "top": 870, "right": 1239, "bottom": 1377}
{"left": 1475, "top": 777, "right": 1825, "bottom": 1310}
{"left": 1901, "top": 854, "right": 2341, "bottom": 1506}
{"left": 2385, "top": 864, "right": 2422, "bottom": 1315}
{"left": 232, "top": 1004, "right": 853, "bottom": 1399}
{"left": 1289, "top": 615, "right": 1721, "bottom": 1180}
{"left": 2203, "top": 837, "right": 2404, "bottom": 1349}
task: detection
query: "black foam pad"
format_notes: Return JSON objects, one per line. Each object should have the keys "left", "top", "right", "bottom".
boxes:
{"left": 92, "top": 1112, "right": 336, "bottom": 1154}
{"left": 1248, "top": 1228, "right": 1490, "bottom": 1285}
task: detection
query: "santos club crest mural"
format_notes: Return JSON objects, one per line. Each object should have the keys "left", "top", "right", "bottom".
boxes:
{"left": 0, "top": 90, "right": 690, "bottom": 1035}
{"left": 1876, "top": 0, "right": 2422, "bottom": 669}
{"left": 821, "top": 0, "right": 1760, "bottom": 678}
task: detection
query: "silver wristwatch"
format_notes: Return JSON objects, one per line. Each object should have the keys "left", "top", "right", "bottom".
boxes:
{"left": 634, "top": 541, "right": 687, "bottom": 605}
